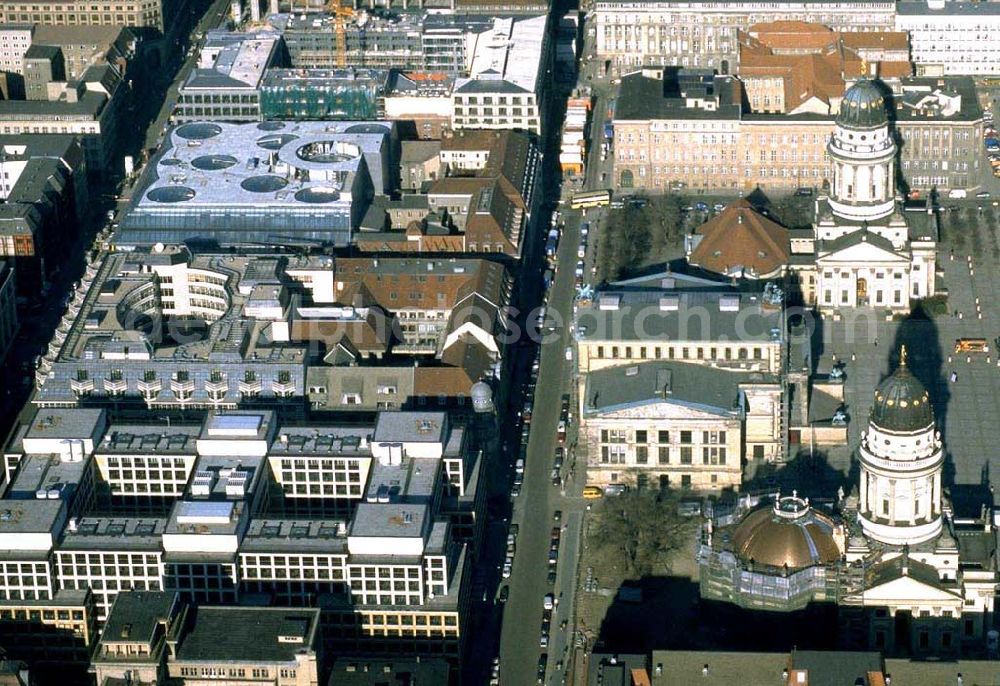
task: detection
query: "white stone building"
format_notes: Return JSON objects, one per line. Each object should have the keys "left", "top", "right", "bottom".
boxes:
{"left": 896, "top": 0, "right": 1000, "bottom": 76}
{"left": 799, "top": 79, "right": 937, "bottom": 313}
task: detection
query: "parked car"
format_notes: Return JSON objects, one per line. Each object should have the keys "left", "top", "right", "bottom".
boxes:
{"left": 543, "top": 593, "right": 555, "bottom": 610}
{"left": 499, "top": 586, "right": 509, "bottom": 603}
{"left": 547, "top": 569, "right": 558, "bottom": 585}
{"left": 502, "top": 562, "right": 512, "bottom": 579}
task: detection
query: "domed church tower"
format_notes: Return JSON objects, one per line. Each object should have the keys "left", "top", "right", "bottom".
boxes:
{"left": 827, "top": 79, "right": 897, "bottom": 224}
{"left": 857, "top": 346, "right": 943, "bottom": 546}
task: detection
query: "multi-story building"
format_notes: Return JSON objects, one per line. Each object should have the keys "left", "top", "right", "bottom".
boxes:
{"left": 580, "top": 360, "right": 781, "bottom": 491}
{"left": 592, "top": 0, "right": 897, "bottom": 74}
{"left": 0, "top": 406, "right": 480, "bottom": 669}
{"left": 575, "top": 276, "right": 785, "bottom": 379}
{"left": 0, "top": 61, "right": 128, "bottom": 178}
{"left": 613, "top": 70, "right": 984, "bottom": 194}
{"left": 0, "top": 135, "right": 88, "bottom": 294}
{"left": 0, "top": 588, "right": 95, "bottom": 682}
{"left": 91, "top": 591, "right": 322, "bottom": 686}
{"left": 384, "top": 71, "right": 454, "bottom": 140}
{"left": 115, "top": 120, "right": 394, "bottom": 249}
{"left": 738, "top": 22, "right": 911, "bottom": 116}
{"left": 287, "top": 255, "right": 512, "bottom": 410}
{"left": 0, "top": 25, "right": 138, "bottom": 81}
{"left": 172, "top": 31, "right": 285, "bottom": 124}
{"left": 30, "top": 248, "right": 309, "bottom": 411}
{"left": 274, "top": 12, "right": 525, "bottom": 73}
{"left": 700, "top": 353, "right": 999, "bottom": 656}
{"left": 260, "top": 68, "right": 389, "bottom": 121}
{"left": 0, "top": 26, "right": 33, "bottom": 77}
{"left": 611, "top": 68, "right": 742, "bottom": 192}
{"left": 897, "top": 0, "right": 1000, "bottom": 76}
{"left": 0, "top": 261, "right": 17, "bottom": 364}
{"left": 356, "top": 129, "right": 541, "bottom": 258}
{"left": 574, "top": 274, "right": 786, "bottom": 473}
{"left": 0, "top": 0, "right": 185, "bottom": 35}
{"left": 451, "top": 15, "right": 550, "bottom": 135}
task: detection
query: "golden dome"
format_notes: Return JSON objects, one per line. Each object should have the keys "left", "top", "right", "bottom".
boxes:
{"left": 731, "top": 496, "right": 842, "bottom": 570}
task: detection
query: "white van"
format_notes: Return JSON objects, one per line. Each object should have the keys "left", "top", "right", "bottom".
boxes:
{"left": 948, "top": 189, "right": 968, "bottom": 199}
{"left": 515, "top": 458, "right": 525, "bottom": 474}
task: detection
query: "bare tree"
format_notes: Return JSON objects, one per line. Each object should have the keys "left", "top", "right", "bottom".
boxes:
{"left": 587, "top": 489, "right": 697, "bottom": 577}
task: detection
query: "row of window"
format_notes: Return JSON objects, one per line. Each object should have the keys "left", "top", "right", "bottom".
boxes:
{"left": 592, "top": 344, "right": 767, "bottom": 362}
{"left": 600, "top": 444, "right": 727, "bottom": 465}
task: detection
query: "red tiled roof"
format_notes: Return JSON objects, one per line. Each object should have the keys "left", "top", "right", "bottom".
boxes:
{"left": 689, "top": 200, "right": 791, "bottom": 278}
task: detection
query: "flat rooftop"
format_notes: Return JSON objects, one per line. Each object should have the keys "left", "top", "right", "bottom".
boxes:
{"left": 102, "top": 591, "right": 178, "bottom": 647}
{"left": 461, "top": 14, "right": 547, "bottom": 94}
{"left": 270, "top": 426, "right": 375, "bottom": 458}
{"left": 97, "top": 425, "right": 201, "bottom": 455}
{"left": 0, "top": 500, "right": 64, "bottom": 535}
{"left": 373, "top": 412, "right": 448, "bottom": 444}
{"left": 350, "top": 502, "right": 429, "bottom": 540}
{"left": 129, "top": 119, "right": 386, "bottom": 210}
{"left": 175, "top": 606, "right": 319, "bottom": 662}
{"left": 58, "top": 517, "right": 167, "bottom": 550}
{"left": 185, "top": 32, "right": 279, "bottom": 90}
{"left": 241, "top": 518, "right": 349, "bottom": 553}
{"left": 24, "top": 409, "right": 105, "bottom": 441}
{"left": 575, "top": 288, "right": 784, "bottom": 344}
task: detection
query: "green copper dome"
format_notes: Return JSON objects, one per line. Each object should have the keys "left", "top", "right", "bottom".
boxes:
{"left": 837, "top": 79, "right": 888, "bottom": 130}
{"left": 870, "top": 347, "right": 934, "bottom": 433}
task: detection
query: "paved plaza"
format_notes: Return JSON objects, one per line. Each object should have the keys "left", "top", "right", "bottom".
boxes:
{"left": 812, "top": 240, "right": 1000, "bottom": 489}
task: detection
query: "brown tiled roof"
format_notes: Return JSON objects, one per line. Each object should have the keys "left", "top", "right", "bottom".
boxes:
{"left": 748, "top": 21, "right": 836, "bottom": 52}
{"left": 872, "top": 61, "right": 913, "bottom": 79}
{"left": 440, "top": 128, "right": 507, "bottom": 152}
{"left": 689, "top": 199, "right": 791, "bottom": 278}
{"left": 354, "top": 232, "right": 467, "bottom": 253}
{"left": 739, "top": 43, "right": 845, "bottom": 111}
{"left": 841, "top": 31, "right": 909, "bottom": 52}
{"left": 289, "top": 309, "right": 394, "bottom": 355}
{"left": 330, "top": 257, "right": 507, "bottom": 314}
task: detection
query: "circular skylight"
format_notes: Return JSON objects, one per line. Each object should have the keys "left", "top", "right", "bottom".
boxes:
{"left": 147, "top": 186, "right": 196, "bottom": 203}
{"left": 191, "top": 154, "right": 238, "bottom": 171}
{"left": 295, "top": 187, "right": 341, "bottom": 204}
{"left": 160, "top": 158, "right": 184, "bottom": 167}
{"left": 296, "top": 141, "right": 361, "bottom": 164}
{"left": 240, "top": 175, "right": 289, "bottom": 193}
{"left": 175, "top": 123, "right": 223, "bottom": 140}
{"left": 257, "top": 133, "right": 299, "bottom": 150}
{"left": 344, "top": 123, "right": 391, "bottom": 135}
{"left": 257, "top": 121, "right": 286, "bottom": 131}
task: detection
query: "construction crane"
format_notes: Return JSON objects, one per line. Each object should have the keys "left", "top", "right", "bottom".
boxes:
{"left": 325, "top": 0, "right": 355, "bottom": 69}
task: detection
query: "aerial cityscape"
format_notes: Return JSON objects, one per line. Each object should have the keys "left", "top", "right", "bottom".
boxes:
{"left": 0, "top": 0, "right": 998, "bottom": 684}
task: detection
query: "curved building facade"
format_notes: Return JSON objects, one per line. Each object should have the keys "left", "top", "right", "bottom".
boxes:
{"left": 857, "top": 347, "right": 944, "bottom": 546}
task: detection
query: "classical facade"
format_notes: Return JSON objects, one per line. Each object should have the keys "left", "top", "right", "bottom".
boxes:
{"left": 580, "top": 361, "right": 782, "bottom": 491}
{"left": 856, "top": 349, "right": 942, "bottom": 547}
{"left": 592, "top": 0, "right": 897, "bottom": 74}
{"left": 805, "top": 79, "right": 937, "bottom": 314}
{"left": 699, "top": 350, "right": 998, "bottom": 656}
{"left": 613, "top": 74, "right": 983, "bottom": 194}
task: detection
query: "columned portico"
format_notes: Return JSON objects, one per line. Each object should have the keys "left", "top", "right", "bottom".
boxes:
{"left": 857, "top": 347, "right": 944, "bottom": 547}
{"left": 810, "top": 78, "right": 937, "bottom": 314}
